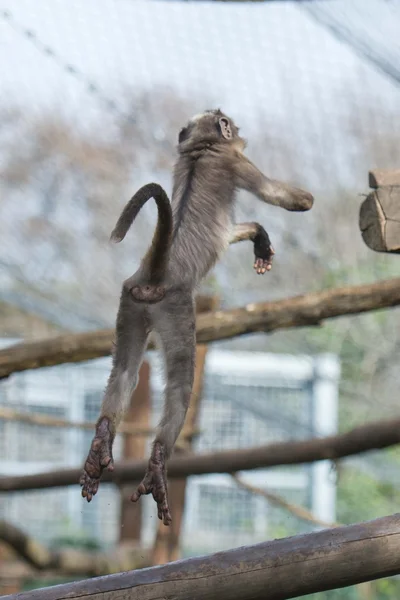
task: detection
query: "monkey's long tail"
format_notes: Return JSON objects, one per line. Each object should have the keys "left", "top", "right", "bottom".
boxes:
{"left": 110, "top": 182, "right": 173, "bottom": 284}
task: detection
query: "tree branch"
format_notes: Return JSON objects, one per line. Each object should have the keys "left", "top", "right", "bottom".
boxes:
{"left": 4, "top": 513, "right": 400, "bottom": 600}
{"left": 1, "top": 417, "right": 399, "bottom": 493}
{"left": 0, "top": 520, "right": 147, "bottom": 576}
{"left": 231, "top": 473, "right": 340, "bottom": 529}
{"left": 1, "top": 278, "right": 399, "bottom": 378}
{"left": 0, "top": 407, "right": 198, "bottom": 439}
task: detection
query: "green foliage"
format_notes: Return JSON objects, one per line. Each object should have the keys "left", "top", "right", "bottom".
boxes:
{"left": 49, "top": 517, "right": 102, "bottom": 551}
{"left": 296, "top": 466, "right": 400, "bottom": 600}
{"left": 296, "top": 578, "right": 400, "bottom": 600}
{"left": 299, "top": 587, "right": 362, "bottom": 600}
{"left": 337, "top": 467, "right": 400, "bottom": 525}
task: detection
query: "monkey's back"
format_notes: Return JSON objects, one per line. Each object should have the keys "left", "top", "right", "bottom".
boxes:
{"left": 167, "top": 149, "right": 236, "bottom": 286}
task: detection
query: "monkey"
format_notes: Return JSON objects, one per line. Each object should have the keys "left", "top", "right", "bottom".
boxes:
{"left": 80, "top": 109, "right": 314, "bottom": 525}
{"left": 109, "top": 183, "right": 275, "bottom": 304}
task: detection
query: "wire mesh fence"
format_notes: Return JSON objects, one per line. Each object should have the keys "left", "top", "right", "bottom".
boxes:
{"left": 0, "top": 0, "right": 399, "bottom": 327}
{"left": 0, "top": 347, "right": 339, "bottom": 554}
{"left": 0, "top": 0, "right": 399, "bottom": 596}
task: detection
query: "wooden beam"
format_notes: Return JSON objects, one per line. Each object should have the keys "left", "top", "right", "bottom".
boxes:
{"left": 368, "top": 169, "right": 400, "bottom": 188}
{"left": 0, "top": 406, "right": 174, "bottom": 438}
{"left": 360, "top": 169, "right": 400, "bottom": 254}
{"left": 0, "top": 520, "right": 147, "bottom": 577}
{"left": 151, "top": 295, "right": 219, "bottom": 565}
{"left": 1, "top": 278, "right": 400, "bottom": 379}
{"left": 1, "top": 417, "right": 399, "bottom": 493}
{"left": 360, "top": 190, "right": 400, "bottom": 254}
{"left": 119, "top": 361, "right": 151, "bottom": 544}
{"left": 4, "top": 513, "right": 400, "bottom": 600}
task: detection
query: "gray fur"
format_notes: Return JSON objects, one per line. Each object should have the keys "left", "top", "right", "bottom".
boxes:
{"left": 80, "top": 109, "right": 314, "bottom": 523}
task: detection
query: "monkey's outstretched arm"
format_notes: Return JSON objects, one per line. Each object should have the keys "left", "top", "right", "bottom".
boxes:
{"left": 234, "top": 156, "right": 314, "bottom": 212}
{"left": 230, "top": 222, "right": 275, "bottom": 274}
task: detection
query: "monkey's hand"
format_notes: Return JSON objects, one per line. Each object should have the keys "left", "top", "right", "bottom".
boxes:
{"left": 80, "top": 417, "right": 114, "bottom": 502}
{"left": 131, "top": 442, "right": 172, "bottom": 526}
{"left": 253, "top": 226, "right": 275, "bottom": 274}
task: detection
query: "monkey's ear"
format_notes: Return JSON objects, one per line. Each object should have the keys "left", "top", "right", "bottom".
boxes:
{"left": 219, "top": 117, "right": 232, "bottom": 140}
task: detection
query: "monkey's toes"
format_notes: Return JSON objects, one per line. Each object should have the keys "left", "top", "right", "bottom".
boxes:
{"left": 131, "top": 449, "right": 172, "bottom": 525}
{"left": 254, "top": 258, "right": 271, "bottom": 274}
{"left": 131, "top": 476, "right": 172, "bottom": 525}
{"left": 80, "top": 451, "right": 113, "bottom": 503}
{"left": 157, "top": 501, "right": 172, "bottom": 526}
{"left": 80, "top": 471, "right": 100, "bottom": 502}
{"left": 79, "top": 418, "right": 114, "bottom": 502}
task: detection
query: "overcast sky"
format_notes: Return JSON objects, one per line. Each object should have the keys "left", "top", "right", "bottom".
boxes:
{"left": 0, "top": 1, "right": 398, "bottom": 137}
{"left": 0, "top": 0, "right": 399, "bottom": 328}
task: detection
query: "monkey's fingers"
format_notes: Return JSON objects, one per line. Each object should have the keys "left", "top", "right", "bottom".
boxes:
{"left": 254, "top": 244, "right": 275, "bottom": 274}
{"left": 253, "top": 257, "right": 272, "bottom": 275}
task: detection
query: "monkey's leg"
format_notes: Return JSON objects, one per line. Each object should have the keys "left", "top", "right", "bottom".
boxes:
{"left": 131, "top": 293, "right": 196, "bottom": 525}
{"left": 234, "top": 156, "right": 314, "bottom": 212}
{"left": 230, "top": 222, "right": 275, "bottom": 274}
{"left": 80, "top": 293, "right": 149, "bottom": 502}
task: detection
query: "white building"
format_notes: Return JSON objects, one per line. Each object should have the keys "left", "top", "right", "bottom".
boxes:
{"left": 0, "top": 339, "right": 339, "bottom": 556}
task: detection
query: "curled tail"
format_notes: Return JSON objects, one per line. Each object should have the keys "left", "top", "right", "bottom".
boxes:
{"left": 111, "top": 183, "right": 173, "bottom": 304}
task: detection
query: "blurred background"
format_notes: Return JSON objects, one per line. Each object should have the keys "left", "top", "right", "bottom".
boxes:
{"left": 0, "top": 0, "right": 399, "bottom": 598}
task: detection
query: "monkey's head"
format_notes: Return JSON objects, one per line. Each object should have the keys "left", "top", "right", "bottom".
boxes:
{"left": 178, "top": 109, "right": 243, "bottom": 152}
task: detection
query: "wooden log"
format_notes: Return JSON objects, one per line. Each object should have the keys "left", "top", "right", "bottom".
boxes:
{"left": 360, "top": 189, "right": 400, "bottom": 253}
{"left": 4, "top": 513, "right": 400, "bottom": 600}
{"left": 0, "top": 406, "right": 160, "bottom": 438}
{"left": 360, "top": 169, "right": 400, "bottom": 254}
{"left": 1, "top": 417, "right": 400, "bottom": 493}
{"left": 0, "top": 406, "right": 198, "bottom": 440}
{"left": 368, "top": 168, "right": 400, "bottom": 188}
{"left": 151, "top": 296, "right": 218, "bottom": 565}
{"left": 151, "top": 347, "right": 208, "bottom": 564}
{"left": 232, "top": 474, "right": 339, "bottom": 529}
{"left": 119, "top": 362, "right": 150, "bottom": 544}
{"left": 150, "top": 352, "right": 207, "bottom": 564}
{"left": 151, "top": 346, "right": 211, "bottom": 564}
{"left": 1, "top": 278, "right": 400, "bottom": 379}
{"left": 0, "top": 520, "right": 148, "bottom": 577}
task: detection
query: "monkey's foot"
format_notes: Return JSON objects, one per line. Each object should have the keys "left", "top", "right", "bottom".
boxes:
{"left": 131, "top": 442, "right": 172, "bottom": 526}
{"left": 80, "top": 417, "right": 114, "bottom": 502}
{"left": 130, "top": 284, "right": 166, "bottom": 304}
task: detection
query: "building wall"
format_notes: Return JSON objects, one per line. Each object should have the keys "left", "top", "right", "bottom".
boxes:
{"left": 0, "top": 346, "right": 340, "bottom": 554}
